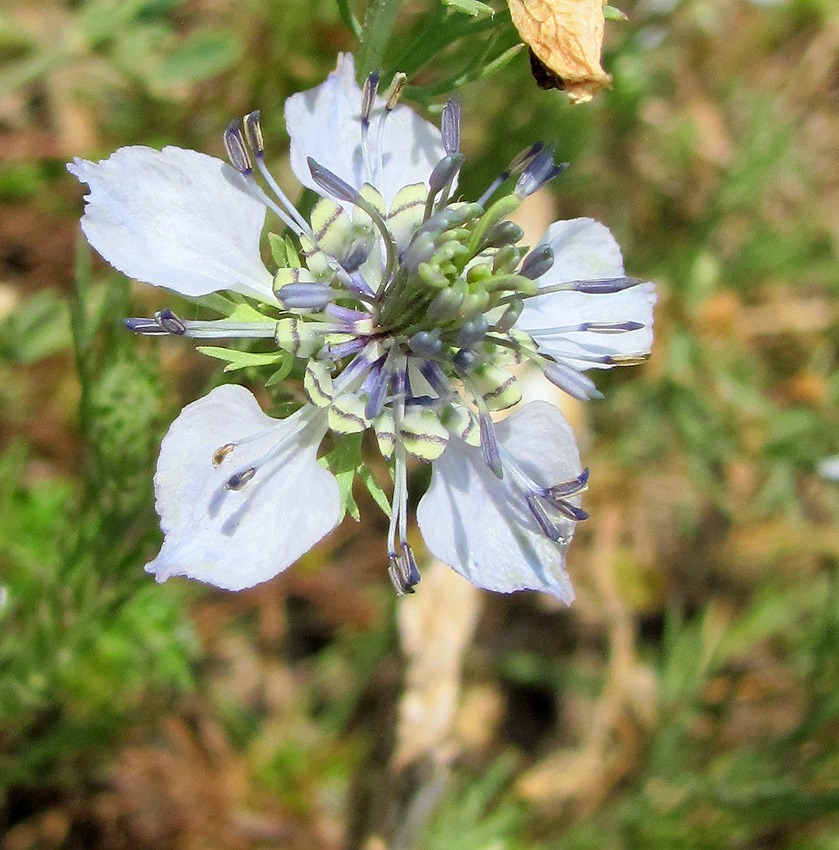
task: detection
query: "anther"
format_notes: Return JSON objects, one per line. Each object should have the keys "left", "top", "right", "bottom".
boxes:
{"left": 520, "top": 244, "right": 554, "bottom": 280}
{"left": 568, "top": 277, "right": 643, "bottom": 294}
{"left": 441, "top": 98, "right": 461, "bottom": 155}
{"left": 223, "top": 120, "right": 252, "bottom": 175}
{"left": 385, "top": 72, "right": 407, "bottom": 111}
{"left": 361, "top": 71, "right": 380, "bottom": 125}
{"left": 526, "top": 494, "right": 565, "bottom": 542}
{"left": 479, "top": 412, "right": 503, "bottom": 479}
{"left": 365, "top": 363, "right": 391, "bottom": 421}
{"left": 212, "top": 443, "right": 235, "bottom": 467}
{"left": 226, "top": 467, "right": 255, "bottom": 491}
{"left": 243, "top": 110, "right": 264, "bottom": 156}
{"left": 581, "top": 321, "right": 645, "bottom": 333}
{"left": 549, "top": 468, "right": 590, "bottom": 499}
{"left": 388, "top": 544, "right": 421, "bottom": 596}
{"left": 156, "top": 308, "right": 186, "bottom": 335}
{"left": 515, "top": 150, "right": 568, "bottom": 199}
{"left": 553, "top": 500, "right": 589, "bottom": 522}
{"left": 541, "top": 360, "right": 604, "bottom": 401}
{"left": 124, "top": 317, "right": 168, "bottom": 335}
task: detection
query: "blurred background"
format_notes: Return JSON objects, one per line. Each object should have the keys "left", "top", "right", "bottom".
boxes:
{"left": 2, "top": 0, "right": 839, "bottom": 847}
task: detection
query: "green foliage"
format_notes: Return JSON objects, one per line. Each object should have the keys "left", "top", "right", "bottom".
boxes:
{"left": 0, "top": 245, "right": 197, "bottom": 792}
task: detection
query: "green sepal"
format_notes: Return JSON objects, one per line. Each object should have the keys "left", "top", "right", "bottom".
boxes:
{"left": 319, "top": 433, "right": 392, "bottom": 523}
{"left": 604, "top": 5, "right": 628, "bottom": 21}
{"left": 269, "top": 232, "right": 301, "bottom": 269}
{"left": 194, "top": 293, "right": 271, "bottom": 322}
{"left": 265, "top": 353, "right": 295, "bottom": 385}
{"left": 196, "top": 346, "right": 287, "bottom": 372}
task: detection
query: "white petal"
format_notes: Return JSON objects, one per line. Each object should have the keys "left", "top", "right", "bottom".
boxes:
{"left": 417, "top": 401, "right": 581, "bottom": 601}
{"left": 68, "top": 146, "right": 275, "bottom": 302}
{"left": 518, "top": 218, "right": 656, "bottom": 369}
{"left": 285, "top": 54, "right": 445, "bottom": 209}
{"left": 146, "top": 385, "right": 341, "bottom": 590}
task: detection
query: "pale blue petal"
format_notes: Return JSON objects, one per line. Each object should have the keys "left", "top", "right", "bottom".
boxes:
{"left": 518, "top": 218, "right": 656, "bottom": 369}
{"left": 68, "top": 146, "right": 275, "bottom": 302}
{"left": 284, "top": 54, "right": 445, "bottom": 209}
{"left": 146, "top": 385, "right": 341, "bottom": 590}
{"left": 417, "top": 401, "right": 581, "bottom": 602}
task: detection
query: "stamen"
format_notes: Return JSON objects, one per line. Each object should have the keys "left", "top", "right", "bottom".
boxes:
{"left": 418, "top": 359, "right": 453, "bottom": 399}
{"left": 533, "top": 321, "right": 646, "bottom": 335}
{"left": 226, "top": 466, "right": 256, "bottom": 491}
{"left": 223, "top": 120, "right": 252, "bottom": 174}
{"left": 375, "top": 72, "right": 407, "bottom": 185}
{"left": 441, "top": 98, "right": 461, "bottom": 155}
{"left": 307, "top": 157, "right": 398, "bottom": 291}
{"left": 243, "top": 110, "right": 264, "bottom": 155}
{"left": 478, "top": 410, "right": 503, "bottom": 479}
{"left": 365, "top": 345, "right": 397, "bottom": 420}
{"left": 515, "top": 149, "right": 569, "bottom": 199}
{"left": 240, "top": 110, "right": 311, "bottom": 235}
{"left": 549, "top": 468, "right": 590, "bottom": 498}
{"left": 541, "top": 360, "right": 604, "bottom": 401}
{"left": 361, "top": 71, "right": 380, "bottom": 182}
{"left": 325, "top": 338, "right": 366, "bottom": 359}
{"left": 526, "top": 494, "right": 565, "bottom": 542}
{"left": 476, "top": 142, "right": 545, "bottom": 207}
{"left": 519, "top": 244, "right": 554, "bottom": 279}
{"left": 324, "top": 304, "right": 372, "bottom": 324}
{"left": 553, "top": 500, "right": 589, "bottom": 522}
{"left": 125, "top": 315, "right": 279, "bottom": 339}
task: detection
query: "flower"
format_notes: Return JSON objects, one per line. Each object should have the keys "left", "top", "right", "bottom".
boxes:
{"left": 69, "top": 54, "right": 655, "bottom": 600}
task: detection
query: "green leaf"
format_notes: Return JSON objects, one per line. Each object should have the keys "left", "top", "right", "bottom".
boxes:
{"left": 196, "top": 346, "right": 285, "bottom": 372}
{"left": 153, "top": 29, "right": 241, "bottom": 88}
{"left": 481, "top": 42, "right": 524, "bottom": 77}
{"left": 604, "top": 5, "right": 628, "bottom": 21}
{"left": 441, "top": 0, "right": 495, "bottom": 19}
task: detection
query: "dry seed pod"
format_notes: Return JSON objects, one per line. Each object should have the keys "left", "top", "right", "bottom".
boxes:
{"left": 507, "top": 0, "right": 613, "bottom": 102}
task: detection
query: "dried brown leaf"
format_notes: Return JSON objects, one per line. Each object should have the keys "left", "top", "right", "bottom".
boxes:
{"left": 507, "top": 0, "right": 612, "bottom": 102}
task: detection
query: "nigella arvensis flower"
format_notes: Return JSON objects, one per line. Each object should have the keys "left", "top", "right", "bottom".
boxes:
{"left": 68, "top": 55, "right": 655, "bottom": 601}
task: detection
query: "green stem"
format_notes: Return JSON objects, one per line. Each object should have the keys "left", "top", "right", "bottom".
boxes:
{"left": 356, "top": 0, "right": 407, "bottom": 79}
